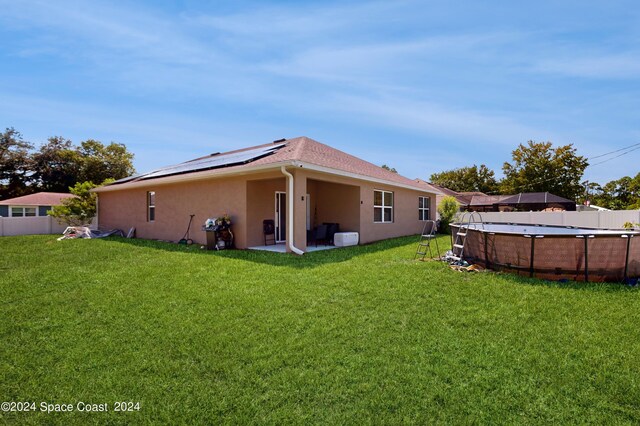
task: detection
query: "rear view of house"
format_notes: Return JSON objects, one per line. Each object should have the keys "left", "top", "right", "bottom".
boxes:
{"left": 94, "top": 137, "right": 440, "bottom": 253}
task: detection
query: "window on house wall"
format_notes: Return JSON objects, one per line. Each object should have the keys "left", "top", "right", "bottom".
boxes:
{"left": 419, "top": 196, "right": 430, "bottom": 221}
{"left": 10, "top": 206, "right": 37, "bottom": 217}
{"left": 147, "top": 191, "right": 155, "bottom": 222}
{"left": 374, "top": 190, "right": 393, "bottom": 223}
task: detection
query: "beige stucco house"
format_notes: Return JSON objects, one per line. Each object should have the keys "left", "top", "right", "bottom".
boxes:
{"left": 94, "top": 137, "right": 440, "bottom": 253}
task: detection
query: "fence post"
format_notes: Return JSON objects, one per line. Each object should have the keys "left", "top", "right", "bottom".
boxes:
{"left": 0, "top": 217, "right": 3, "bottom": 237}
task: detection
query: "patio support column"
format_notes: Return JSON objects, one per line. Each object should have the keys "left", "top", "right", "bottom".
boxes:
{"left": 292, "top": 168, "right": 308, "bottom": 252}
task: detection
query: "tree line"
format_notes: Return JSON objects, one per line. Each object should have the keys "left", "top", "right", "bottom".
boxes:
{"left": 429, "top": 140, "right": 639, "bottom": 210}
{"left": 0, "top": 127, "right": 135, "bottom": 200}
{"left": 585, "top": 176, "right": 640, "bottom": 210}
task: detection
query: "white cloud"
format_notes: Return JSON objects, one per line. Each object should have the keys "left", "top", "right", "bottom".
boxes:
{"left": 533, "top": 52, "right": 640, "bottom": 79}
{"left": 325, "top": 94, "right": 544, "bottom": 146}
{"left": 0, "top": 0, "right": 216, "bottom": 65}
{"left": 186, "top": 1, "right": 399, "bottom": 39}
{"left": 260, "top": 33, "right": 510, "bottom": 82}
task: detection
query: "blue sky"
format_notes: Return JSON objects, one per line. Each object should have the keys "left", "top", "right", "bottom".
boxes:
{"left": 0, "top": 0, "right": 638, "bottom": 185}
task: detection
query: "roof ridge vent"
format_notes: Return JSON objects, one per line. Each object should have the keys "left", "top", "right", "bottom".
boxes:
{"left": 273, "top": 138, "right": 286, "bottom": 143}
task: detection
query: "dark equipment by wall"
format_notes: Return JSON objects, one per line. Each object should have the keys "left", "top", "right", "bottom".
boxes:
{"left": 179, "top": 214, "right": 195, "bottom": 245}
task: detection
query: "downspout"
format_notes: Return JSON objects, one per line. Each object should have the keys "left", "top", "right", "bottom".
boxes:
{"left": 280, "top": 166, "right": 305, "bottom": 255}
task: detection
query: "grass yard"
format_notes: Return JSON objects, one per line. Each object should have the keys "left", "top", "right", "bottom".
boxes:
{"left": 1, "top": 234, "right": 640, "bottom": 424}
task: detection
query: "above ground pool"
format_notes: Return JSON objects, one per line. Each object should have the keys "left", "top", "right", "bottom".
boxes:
{"left": 450, "top": 222, "right": 640, "bottom": 282}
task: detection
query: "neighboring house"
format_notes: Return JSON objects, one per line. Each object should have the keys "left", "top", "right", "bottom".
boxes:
{"left": 0, "top": 192, "right": 74, "bottom": 217}
{"left": 576, "top": 204, "right": 610, "bottom": 212}
{"left": 414, "top": 180, "right": 577, "bottom": 213}
{"left": 414, "top": 180, "right": 472, "bottom": 213}
{"left": 414, "top": 178, "right": 465, "bottom": 212}
{"left": 0, "top": 192, "right": 74, "bottom": 236}
{"left": 94, "top": 137, "right": 441, "bottom": 252}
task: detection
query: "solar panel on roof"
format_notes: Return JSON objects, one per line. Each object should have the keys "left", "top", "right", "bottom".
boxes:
{"left": 142, "top": 143, "right": 285, "bottom": 180}
{"left": 111, "top": 173, "right": 146, "bottom": 185}
{"left": 110, "top": 143, "right": 286, "bottom": 185}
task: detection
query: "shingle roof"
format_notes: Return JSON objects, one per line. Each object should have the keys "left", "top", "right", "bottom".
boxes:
{"left": 109, "top": 136, "right": 438, "bottom": 193}
{"left": 262, "top": 137, "right": 429, "bottom": 189}
{"left": 414, "top": 179, "right": 451, "bottom": 195}
{"left": 0, "top": 192, "right": 74, "bottom": 206}
{"left": 415, "top": 178, "right": 485, "bottom": 206}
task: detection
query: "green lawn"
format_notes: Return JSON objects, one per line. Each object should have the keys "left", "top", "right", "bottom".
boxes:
{"left": 1, "top": 235, "right": 640, "bottom": 424}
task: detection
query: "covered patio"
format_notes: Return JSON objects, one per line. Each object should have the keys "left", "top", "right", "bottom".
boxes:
{"left": 245, "top": 173, "right": 361, "bottom": 252}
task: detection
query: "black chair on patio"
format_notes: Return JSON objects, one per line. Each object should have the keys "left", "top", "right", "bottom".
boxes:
{"left": 263, "top": 219, "right": 275, "bottom": 246}
{"left": 313, "top": 224, "right": 328, "bottom": 247}
{"left": 323, "top": 222, "right": 340, "bottom": 245}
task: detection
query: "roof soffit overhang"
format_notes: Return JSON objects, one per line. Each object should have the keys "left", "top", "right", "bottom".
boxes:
{"left": 92, "top": 160, "right": 440, "bottom": 195}
{"left": 294, "top": 161, "right": 441, "bottom": 195}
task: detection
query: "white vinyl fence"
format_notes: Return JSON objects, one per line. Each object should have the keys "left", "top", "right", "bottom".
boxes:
{"left": 462, "top": 210, "right": 640, "bottom": 229}
{"left": 0, "top": 216, "right": 71, "bottom": 237}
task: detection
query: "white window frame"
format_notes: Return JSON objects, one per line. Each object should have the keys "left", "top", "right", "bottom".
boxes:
{"left": 374, "top": 190, "right": 394, "bottom": 223}
{"left": 10, "top": 206, "right": 37, "bottom": 217}
{"left": 419, "top": 196, "right": 430, "bottom": 221}
{"left": 147, "top": 191, "right": 155, "bottom": 222}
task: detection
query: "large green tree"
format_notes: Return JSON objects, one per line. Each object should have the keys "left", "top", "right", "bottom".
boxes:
{"left": 0, "top": 127, "right": 34, "bottom": 199}
{"left": 430, "top": 164, "right": 498, "bottom": 193}
{"left": 588, "top": 173, "right": 640, "bottom": 210}
{"left": 77, "top": 140, "right": 135, "bottom": 184}
{"left": 579, "top": 181, "right": 604, "bottom": 206}
{"left": 501, "top": 141, "right": 588, "bottom": 200}
{"left": 31, "top": 136, "right": 82, "bottom": 193}
{"left": 48, "top": 181, "right": 98, "bottom": 226}
{"left": 1, "top": 128, "right": 135, "bottom": 198}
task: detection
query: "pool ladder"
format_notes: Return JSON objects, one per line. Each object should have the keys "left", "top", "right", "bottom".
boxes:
{"left": 451, "top": 212, "right": 484, "bottom": 263}
{"left": 415, "top": 220, "right": 440, "bottom": 261}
